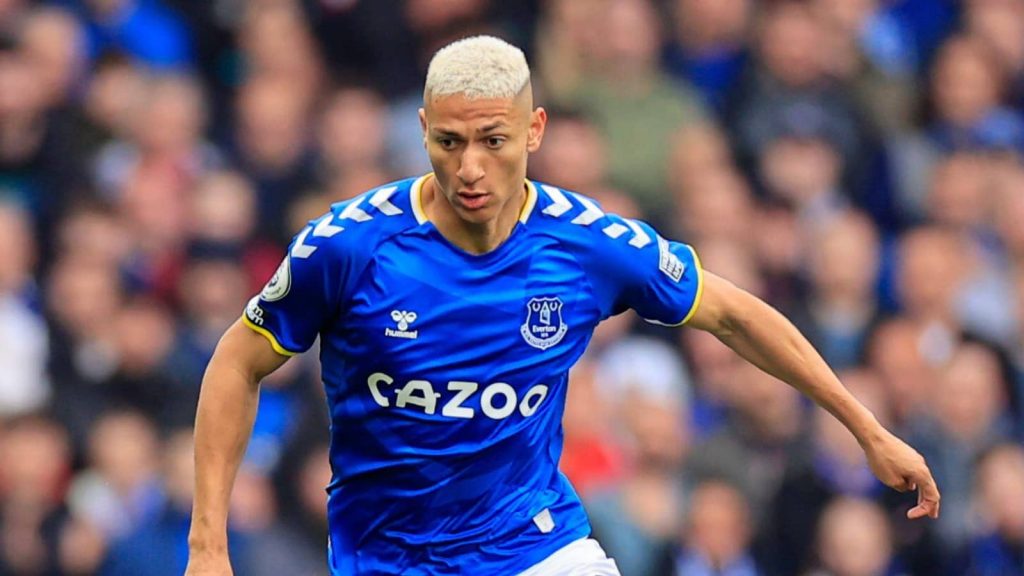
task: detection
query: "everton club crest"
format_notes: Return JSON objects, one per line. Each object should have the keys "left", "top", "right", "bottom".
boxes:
{"left": 521, "top": 297, "right": 568, "bottom": 350}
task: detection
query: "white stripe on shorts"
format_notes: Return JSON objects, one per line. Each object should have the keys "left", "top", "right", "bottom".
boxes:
{"left": 516, "top": 538, "right": 621, "bottom": 576}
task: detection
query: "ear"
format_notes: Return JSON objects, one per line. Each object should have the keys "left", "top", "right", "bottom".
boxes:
{"left": 418, "top": 108, "right": 428, "bottom": 149}
{"left": 526, "top": 107, "right": 547, "bottom": 153}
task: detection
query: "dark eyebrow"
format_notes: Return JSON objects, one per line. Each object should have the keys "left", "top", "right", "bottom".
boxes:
{"left": 431, "top": 128, "right": 463, "bottom": 138}
{"left": 478, "top": 122, "right": 507, "bottom": 133}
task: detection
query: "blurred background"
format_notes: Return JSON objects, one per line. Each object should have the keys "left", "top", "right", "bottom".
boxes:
{"left": 0, "top": 0, "right": 1023, "bottom": 574}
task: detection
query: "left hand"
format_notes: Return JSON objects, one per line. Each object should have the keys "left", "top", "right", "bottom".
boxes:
{"left": 863, "top": 429, "right": 941, "bottom": 520}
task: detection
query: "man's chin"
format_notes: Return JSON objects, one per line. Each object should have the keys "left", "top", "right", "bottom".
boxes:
{"left": 453, "top": 205, "right": 498, "bottom": 225}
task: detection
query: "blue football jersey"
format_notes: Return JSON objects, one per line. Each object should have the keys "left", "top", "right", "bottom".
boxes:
{"left": 242, "top": 175, "right": 703, "bottom": 575}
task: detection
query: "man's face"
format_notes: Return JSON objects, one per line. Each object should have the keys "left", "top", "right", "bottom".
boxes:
{"left": 419, "top": 90, "right": 545, "bottom": 225}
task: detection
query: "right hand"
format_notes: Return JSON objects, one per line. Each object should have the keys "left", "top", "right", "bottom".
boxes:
{"left": 863, "top": 428, "right": 941, "bottom": 520}
{"left": 184, "top": 551, "right": 233, "bottom": 576}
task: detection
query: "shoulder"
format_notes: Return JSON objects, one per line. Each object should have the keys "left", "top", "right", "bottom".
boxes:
{"left": 526, "top": 180, "right": 661, "bottom": 258}
{"left": 286, "top": 175, "right": 427, "bottom": 264}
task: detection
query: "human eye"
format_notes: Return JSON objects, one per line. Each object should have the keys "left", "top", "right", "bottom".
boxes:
{"left": 437, "top": 137, "right": 458, "bottom": 150}
{"left": 485, "top": 136, "right": 506, "bottom": 149}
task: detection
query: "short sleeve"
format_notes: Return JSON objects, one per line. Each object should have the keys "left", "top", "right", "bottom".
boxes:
{"left": 595, "top": 215, "right": 704, "bottom": 326}
{"left": 242, "top": 214, "right": 352, "bottom": 355}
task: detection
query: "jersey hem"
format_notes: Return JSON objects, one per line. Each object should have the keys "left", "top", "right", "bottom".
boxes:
{"left": 240, "top": 313, "right": 299, "bottom": 356}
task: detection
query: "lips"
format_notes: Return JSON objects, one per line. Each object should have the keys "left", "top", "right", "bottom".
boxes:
{"left": 456, "top": 190, "right": 490, "bottom": 210}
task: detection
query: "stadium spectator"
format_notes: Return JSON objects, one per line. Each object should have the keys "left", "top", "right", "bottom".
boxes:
{"left": 894, "top": 227, "right": 967, "bottom": 334}
{"left": 227, "top": 466, "right": 325, "bottom": 576}
{"left": 0, "top": 415, "right": 73, "bottom": 575}
{"left": 679, "top": 319, "right": 745, "bottom": 438}
{"left": 19, "top": 7, "right": 88, "bottom": 110}
{"left": 54, "top": 200, "right": 131, "bottom": 270}
{"left": 757, "top": 116, "right": 850, "bottom": 222}
{"left": 925, "top": 154, "right": 1018, "bottom": 345}
{"left": 45, "top": 255, "right": 124, "bottom": 446}
{"left": 188, "top": 170, "right": 282, "bottom": 294}
{"left": 559, "top": 359, "right": 625, "bottom": 499}
{"left": 166, "top": 252, "right": 250, "bottom": 390}
{"left": 806, "top": 496, "right": 906, "bottom": 576}
{"left": 231, "top": 76, "right": 316, "bottom": 243}
{"left": 790, "top": 209, "right": 883, "bottom": 370}
{"left": 727, "top": 0, "right": 872, "bottom": 195}
{"left": 93, "top": 73, "right": 220, "bottom": 200}
{"left": 237, "top": 0, "right": 323, "bottom": 103}
{"left": 811, "top": 0, "right": 919, "bottom": 137}
{"left": 992, "top": 160, "right": 1024, "bottom": 270}
{"left": 101, "top": 428, "right": 238, "bottom": 575}
{"left": 957, "top": 443, "right": 1024, "bottom": 575}
{"left": 75, "top": 0, "right": 193, "bottom": 70}
{"left": 316, "top": 86, "right": 392, "bottom": 184}
{"left": 865, "top": 318, "right": 940, "bottom": 431}
{"left": 0, "top": 201, "right": 49, "bottom": 417}
{"left": 688, "top": 362, "right": 807, "bottom": 523}
{"left": 587, "top": 352, "right": 690, "bottom": 576}
{"left": 666, "top": 121, "right": 736, "bottom": 203}
{"left": 674, "top": 167, "right": 756, "bottom": 250}
{"left": 764, "top": 370, "right": 895, "bottom": 574}
{"left": 78, "top": 53, "right": 147, "bottom": 155}
{"left": 660, "top": 479, "right": 763, "bottom": 576}
{"left": 0, "top": 34, "right": 85, "bottom": 224}
{"left": 928, "top": 35, "right": 1024, "bottom": 155}
{"left": 529, "top": 109, "right": 609, "bottom": 194}
{"left": 908, "top": 343, "right": 1013, "bottom": 549}
{"left": 66, "top": 409, "right": 164, "bottom": 539}
{"left": 557, "top": 0, "right": 706, "bottom": 219}
{"left": 533, "top": 0, "right": 607, "bottom": 105}
{"left": 662, "top": 0, "right": 751, "bottom": 113}
{"left": 964, "top": 0, "right": 1024, "bottom": 114}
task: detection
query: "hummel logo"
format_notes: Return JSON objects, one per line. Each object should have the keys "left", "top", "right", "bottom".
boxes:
{"left": 385, "top": 310, "right": 418, "bottom": 339}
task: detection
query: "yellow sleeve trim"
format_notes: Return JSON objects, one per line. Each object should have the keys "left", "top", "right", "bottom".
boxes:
{"left": 241, "top": 314, "right": 298, "bottom": 357}
{"left": 679, "top": 244, "right": 705, "bottom": 325}
{"left": 639, "top": 244, "right": 705, "bottom": 328}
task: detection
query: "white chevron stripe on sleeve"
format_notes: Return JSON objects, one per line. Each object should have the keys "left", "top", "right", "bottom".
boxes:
{"left": 312, "top": 215, "right": 344, "bottom": 238}
{"left": 540, "top": 185, "right": 573, "bottom": 217}
{"left": 570, "top": 193, "right": 605, "bottom": 226}
{"left": 624, "top": 219, "right": 652, "bottom": 248}
{"left": 602, "top": 222, "right": 629, "bottom": 239}
{"left": 339, "top": 197, "right": 372, "bottom": 222}
{"left": 290, "top": 227, "right": 317, "bottom": 259}
{"left": 368, "top": 186, "right": 402, "bottom": 216}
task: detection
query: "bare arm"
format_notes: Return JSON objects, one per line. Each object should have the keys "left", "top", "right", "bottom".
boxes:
{"left": 186, "top": 318, "right": 289, "bottom": 571}
{"left": 686, "top": 271, "right": 940, "bottom": 519}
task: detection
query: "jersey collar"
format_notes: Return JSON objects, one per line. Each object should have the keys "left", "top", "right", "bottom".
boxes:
{"left": 410, "top": 174, "right": 538, "bottom": 226}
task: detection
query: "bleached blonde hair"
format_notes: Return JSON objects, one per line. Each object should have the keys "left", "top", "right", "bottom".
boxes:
{"left": 424, "top": 36, "right": 531, "bottom": 101}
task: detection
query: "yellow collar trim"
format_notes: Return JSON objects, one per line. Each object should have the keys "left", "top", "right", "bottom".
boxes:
{"left": 410, "top": 173, "right": 430, "bottom": 224}
{"left": 410, "top": 174, "right": 537, "bottom": 226}
{"left": 519, "top": 180, "right": 538, "bottom": 224}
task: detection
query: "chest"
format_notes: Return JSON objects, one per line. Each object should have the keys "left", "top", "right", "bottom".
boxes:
{"left": 337, "top": 236, "right": 599, "bottom": 380}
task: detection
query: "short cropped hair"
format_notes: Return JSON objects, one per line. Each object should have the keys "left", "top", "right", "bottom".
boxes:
{"left": 424, "top": 35, "right": 530, "bottom": 101}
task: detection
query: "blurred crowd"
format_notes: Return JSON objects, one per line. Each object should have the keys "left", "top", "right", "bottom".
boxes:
{"left": 1, "top": 0, "right": 1023, "bottom": 574}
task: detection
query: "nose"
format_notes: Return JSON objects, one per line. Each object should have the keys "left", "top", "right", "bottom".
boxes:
{"left": 456, "top": 146, "right": 485, "bottom": 186}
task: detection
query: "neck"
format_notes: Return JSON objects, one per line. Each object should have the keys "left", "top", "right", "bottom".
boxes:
{"left": 423, "top": 176, "right": 526, "bottom": 255}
